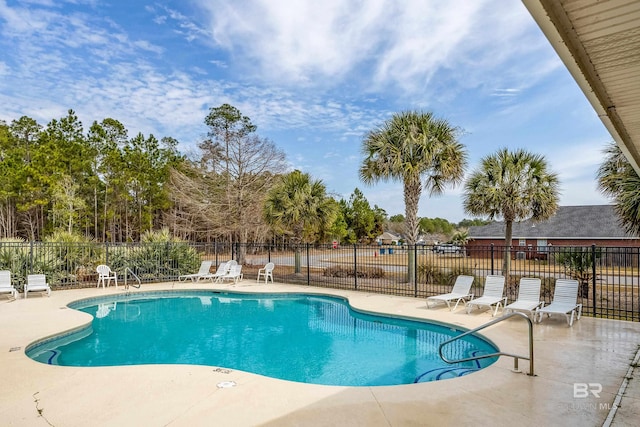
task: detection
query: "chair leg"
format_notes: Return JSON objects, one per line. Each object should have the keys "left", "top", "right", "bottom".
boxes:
{"left": 568, "top": 311, "right": 575, "bottom": 327}
{"left": 492, "top": 303, "right": 500, "bottom": 317}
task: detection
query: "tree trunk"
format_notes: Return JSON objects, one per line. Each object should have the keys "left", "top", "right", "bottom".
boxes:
{"left": 94, "top": 187, "right": 98, "bottom": 240}
{"left": 294, "top": 245, "right": 301, "bottom": 274}
{"left": 580, "top": 280, "right": 590, "bottom": 299}
{"left": 502, "top": 220, "right": 513, "bottom": 280}
{"left": 237, "top": 230, "right": 248, "bottom": 265}
{"left": 403, "top": 177, "right": 421, "bottom": 283}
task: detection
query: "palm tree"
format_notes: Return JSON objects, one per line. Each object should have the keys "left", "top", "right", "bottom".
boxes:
{"left": 263, "top": 170, "right": 337, "bottom": 273}
{"left": 359, "top": 111, "right": 467, "bottom": 244}
{"left": 463, "top": 148, "right": 559, "bottom": 278}
{"left": 597, "top": 143, "right": 640, "bottom": 235}
{"left": 359, "top": 111, "right": 467, "bottom": 282}
{"left": 451, "top": 229, "right": 470, "bottom": 246}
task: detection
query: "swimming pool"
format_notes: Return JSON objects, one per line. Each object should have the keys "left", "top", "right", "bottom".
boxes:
{"left": 27, "top": 291, "right": 498, "bottom": 386}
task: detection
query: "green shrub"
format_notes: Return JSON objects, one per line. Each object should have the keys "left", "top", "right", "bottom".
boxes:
{"left": 417, "top": 262, "right": 440, "bottom": 284}
{"left": 323, "top": 265, "right": 385, "bottom": 278}
{"left": 417, "top": 263, "right": 474, "bottom": 286}
{"left": 123, "top": 229, "right": 200, "bottom": 280}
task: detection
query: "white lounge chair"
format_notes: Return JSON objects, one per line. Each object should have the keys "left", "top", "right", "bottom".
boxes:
{"left": 209, "top": 261, "right": 233, "bottom": 283}
{"left": 96, "top": 264, "right": 118, "bottom": 288}
{"left": 0, "top": 270, "right": 18, "bottom": 299}
{"left": 178, "top": 260, "right": 213, "bottom": 282}
{"left": 466, "top": 275, "right": 506, "bottom": 316}
{"left": 426, "top": 275, "right": 474, "bottom": 311}
{"left": 504, "top": 277, "right": 543, "bottom": 319}
{"left": 536, "top": 279, "right": 582, "bottom": 326}
{"left": 25, "top": 274, "right": 51, "bottom": 298}
{"left": 257, "top": 262, "right": 275, "bottom": 284}
{"left": 221, "top": 265, "right": 243, "bottom": 284}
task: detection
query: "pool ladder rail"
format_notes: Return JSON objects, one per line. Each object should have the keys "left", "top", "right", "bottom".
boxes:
{"left": 123, "top": 267, "right": 141, "bottom": 290}
{"left": 438, "top": 311, "right": 535, "bottom": 376}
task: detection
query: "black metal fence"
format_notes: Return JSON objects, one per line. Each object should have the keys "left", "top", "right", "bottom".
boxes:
{"left": 1, "top": 241, "right": 638, "bottom": 322}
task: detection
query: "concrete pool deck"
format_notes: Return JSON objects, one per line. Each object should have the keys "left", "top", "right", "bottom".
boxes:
{"left": 1, "top": 280, "right": 639, "bottom": 426}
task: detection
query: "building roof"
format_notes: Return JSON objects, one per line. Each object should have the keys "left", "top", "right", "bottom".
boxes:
{"left": 377, "top": 232, "right": 400, "bottom": 241}
{"left": 468, "top": 205, "right": 637, "bottom": 240}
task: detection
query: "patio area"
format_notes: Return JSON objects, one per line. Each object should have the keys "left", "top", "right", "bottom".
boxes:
{"left": 1, "top": 279, "right": 639, "bottom": 426}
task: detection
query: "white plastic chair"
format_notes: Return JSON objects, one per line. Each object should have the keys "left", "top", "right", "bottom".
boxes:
{"left": 466, "top": 275, "right": 506, "bottom": 316}
{"left": 504, "top": 277, "right": 543, "bottom": 319}
{"left": 96, "top": 265, "right": 118, "bottom": 288}
{"left": 426, "top": 275, "right": 474, "bottom": 310}
{"left": 0, "top": 270, "right": 18, "bottom": 299}
{"left": 536, "top": 279, "right": 582, "bottom": 326}
{"left": 257, "top": 262, "right": 275, "bottom": 284}
{"left": 25, "top": 274, "right": 51, "bottom": 298}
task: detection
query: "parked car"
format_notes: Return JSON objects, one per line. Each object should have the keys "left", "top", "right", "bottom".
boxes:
{"left": 433, "top": 243, "right": 462, "bottom": 254}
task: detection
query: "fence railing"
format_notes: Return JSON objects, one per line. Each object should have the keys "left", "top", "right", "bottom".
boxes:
{"left": 1, "top": 241, "right": 638, "bottom": 322}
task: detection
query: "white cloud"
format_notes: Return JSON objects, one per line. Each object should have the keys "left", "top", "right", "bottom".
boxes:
{"left": 199, "top": 0, "right": 382, "bottom": 82}
{"left": 194, "top": 0, "right": 555, "bottom": 100}
{"left": 209, "top": 60, "right": 227, "bottom": 69}
{"left": 153, "top": 4, "right": 210, "bottom": 42}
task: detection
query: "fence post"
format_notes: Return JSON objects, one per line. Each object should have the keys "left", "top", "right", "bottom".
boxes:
{"left": 414, "top": 244, "right": 418, "bottom": 297}
{"left": 354, "top": 244, "right": 358, "bottom": 291}
{"left": 268, "top": 244, "right": 271, "bottom": 263}
{"left": 490, "top": 243, "right": 494, "bottom": 275}
{"left": 306, "top": 243, "right": 310, "bottom": 286}
{"left": 214, "top": 239, "right": 218, "bottom": 266}
{"left": 29, "top": 240, "right": 34, "bottom": 275}
{"left": 592, "top": 244, "right": 597, "bottom": 317}
{"left": 105, "top": 241, "right": 109, "bottom": 266}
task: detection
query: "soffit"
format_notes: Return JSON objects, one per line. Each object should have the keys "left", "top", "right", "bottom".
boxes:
{"left": 523, "top": 0, "right": 640, "bottom": 172}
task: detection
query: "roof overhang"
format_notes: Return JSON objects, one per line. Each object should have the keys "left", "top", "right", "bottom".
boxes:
{"left": 522, "top": 0, "right": 640, "bottom": 174}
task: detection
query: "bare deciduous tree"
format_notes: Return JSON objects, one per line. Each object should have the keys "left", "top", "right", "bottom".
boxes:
{"left": 168, "top": 105, "right": 287, "bottom": 257}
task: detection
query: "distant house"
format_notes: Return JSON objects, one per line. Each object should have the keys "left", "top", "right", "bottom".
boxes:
{"left": 376, "top": 232, "right": 401, "bottom": 245}
{"left": 417, "top": 233, "right": 444, "bottom": 245}
{"left": 467, "top": 205, "right": 639, "bottom": 258}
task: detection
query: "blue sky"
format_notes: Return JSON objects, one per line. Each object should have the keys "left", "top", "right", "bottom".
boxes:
{"left": 0, "top": 0, "right": 613, "bottom": 222}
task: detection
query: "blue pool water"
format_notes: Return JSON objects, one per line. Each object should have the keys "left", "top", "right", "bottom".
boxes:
{"left": 27, "top": 291, "right": 498, "bottom": 386}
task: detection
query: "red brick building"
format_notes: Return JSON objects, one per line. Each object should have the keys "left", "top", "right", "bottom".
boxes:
{"left": 467, "top": 205, "right": 640, "bottom": 259}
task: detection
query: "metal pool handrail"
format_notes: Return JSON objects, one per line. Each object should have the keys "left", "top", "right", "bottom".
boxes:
{"left": 438, "top": 311, "right": 535, "bottom": 376}
{"left": 124, "top": 267, "right": 141, "bottom": 289}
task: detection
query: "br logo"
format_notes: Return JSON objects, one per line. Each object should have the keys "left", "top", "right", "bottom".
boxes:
{"left": 573, "top": 383, "right": 602, "bottom": 398}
